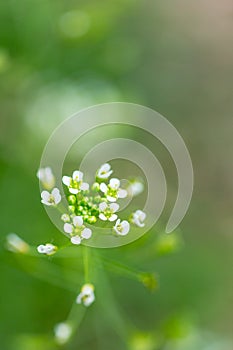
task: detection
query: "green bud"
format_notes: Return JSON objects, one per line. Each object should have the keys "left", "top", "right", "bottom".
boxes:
{"left": 92, "top": 182, "right": 100, "bottom": 192}
{"left": 68, "top": 195, "right": 76, "bottom": 205}
{"left": 83, "top": 215, "right": 89, "bottom": 221}
{"left": 140, "top": 273, "right": 159, "bottom": 292}
{"left": 68, "top": 205, "right": 76, "bottom": 213}
{"left": 77, "top": 205, "right": 84, "bottom": 212}
{"left": 87, "top": 216, "right": 97, "bottom": 224}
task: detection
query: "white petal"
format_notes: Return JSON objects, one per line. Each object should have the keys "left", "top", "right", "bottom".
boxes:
{"left": 121, "top": 220, "right": 130, "bottom": 235}
{"left": 71, "top": 236, "right": 81, "bottom": 245}
{"left": 130, "top": 182, "right": 144, "bottom": 196}
{"left": 41, "top": 190, "right": 50, "bottom": 201}
{"left": 80, "top": 182, "right": 89, "bottom": 191}
{"left": 115, "top": 218, "right": 120, "bottom": 226}
{"left": 100, "top": 183, "right": 108, "bottom": 193}
{"left": 54, "top": 322, "right": 72, "bottom": 344}
{"left": 136, "top": 210, "right": 146, "bottom": 221}
{"left": 99, "top": 213, "right": 107, "bottom": 221}
{"left": 64, "top": 223, "right": 73, "bottom": 234}
{"left": 109, "top": 178, "right": 120, "bottom": 189}
{"left": 83, "top": 293, "right": 95, "bottom": 307}
{"left": 37, "top": 244, "right": 46, "bottom": 253}
{"left": 81, "top": 284, "right": 94, "bottom": 293}
{"left": 107, "top": 195, "right": 116, "bottom": 202}
{"left": 109, "top": 203, "right": 119, "bottom": 212}
{"left": 52, "top": 188, "right": 61, "bottom": 204}
{"left": 72, "top": 171, "right": 83, "bottom": 181}
{"left": 76, "top": 292, "right": 83, "bottom": 304}
{"left": 118, "top": 189, "right": 127, "bottom": 198}
{"left": 69, "top": 188, "right": 79, "bottom": 194}
{"left": 99, "top": 202, "right": 107, "bottom": 211}
{"left": 41, "top": 199, "right": 52, "bottom": 206}
{"left": 73, "top": 216, "right": 83, "bottom": 227}
{"left": 100, "top": 163, "right": 111, "bottom": 172}
{"left": 62, "top": 176, "right": 71, "bottom": 186}
{"left": 81, "top": 228, "right": 92, "bottom": 239}
{"left": 109, "top": 214, "right": 118, "bottom": 222}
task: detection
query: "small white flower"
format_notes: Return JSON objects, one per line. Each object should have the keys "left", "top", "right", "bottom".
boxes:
{"left": 54, "top": 322, "right": 72, "bottom": 345}
{"left": 76, "top": 283, "right": 95, "bottom": 307}
{"left": 100, "top": 178, "right": 127, "bottom": 202}
{"left": 37, "top": 167, "right": 55, "bottom": 190}
{"left": 62, "top": 170, "right": 89, "bottom": 194}
{"left": 41, "top": 188, "right": 61, "bottom": 206}
{"left": 113, "top": 219, "right": 130, "bottom": 236}
{"left": 37, "top": 243, "right": 57, "bottom": 255}
{"left": 6, "top": 233, "right": 29, "bottom": 254}
{"left": 131, "top": 210, "right": 146, "bottom": 227}
{"left": 61, "top": 213, "right": 70, "bottom": 222}
{"left": 99, "top": 202, "right": 119, "bottom": 221}
{"left": 64, "top": 216, "right": 92, "bottom": 244}
{"left": 96, "top": 163, "right": 113, "bottom": 179}
{"left": 128, "top": 180, "right": 144, "bottom": 196}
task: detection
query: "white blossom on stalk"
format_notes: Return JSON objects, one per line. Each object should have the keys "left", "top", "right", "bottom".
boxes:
{"left": 64, "top": 216, "right": 92, "bottom": 245}
{"left": 6, "top": 233, "right": 29, "bottom": 254}
{"left": 41, "top": 188, "right": 61, "bottom": 206}
{"left": 37, "top": 243, "right": 57, "bottom": 255}
{"left": 99, "top": 202, "right": 119, "bottom": 221}
{"left": 54, "top": 322, "right": 72, "bottom": 345}
{"left": 62, "top": 170, "right": 89, "bottom": 194}
{"left": 37, "top": 167, "right": 55, "bottom": 190}
{"left": 76, "top": 283, "right": 95, "bottom": 307}
{"left": 113, "top": 219, "right": 130, "bottom": 236}
{"left": 100, "top": 178, "right": 127, "bottom": 202}
{"left": 131, "top": 210, "right": 146, "bottom": 227}
{"left": 96, "top": 163, "right": 113, "bottom": 179}
{"left": 128, "top": 180, "right": 144, "bottom": 196}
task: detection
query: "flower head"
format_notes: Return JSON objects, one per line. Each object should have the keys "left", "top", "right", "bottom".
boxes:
{"left": 113, "top": 219, "right": 130, "bottom": 236}
{"left": 100, "top": 178, "right": 127, "bottom": 202}
{"left": 64, "top": 216, "right": 92, "bottom": 245}
{"left": 37, "top": 167, "right": 55, "bottom": 190}
{"left": 54, "top": 322, "right": 72, "bottom": 345}
{"left": 128, "top": 179, "right": 144, "bottom": 196}
{"left": 41, "top": 188, "right": 61, "bottom": 206}
{"left": 131, "top": 210, "right": 146, "bottom": 227}
{"left": 76, "top": 283, "right": 95, "bottom": 307}
{"left": 37, "top": 243, "right": 57, "bottom": 255}
{"left": 62, "top": 170, "right": 89, "bottom": 194}
{"left": 96, "top": 163, "right": 113, "bottom": 179}
{"left": 6, "top": 233, "right": 29, "bottom": 254}
{"left": 99, "top": 202, "right": 119, "bottom": 221}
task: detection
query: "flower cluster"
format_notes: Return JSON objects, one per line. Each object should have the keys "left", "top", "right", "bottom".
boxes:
{"left": 37, "top": 164, "right": 146, "bottom": 248}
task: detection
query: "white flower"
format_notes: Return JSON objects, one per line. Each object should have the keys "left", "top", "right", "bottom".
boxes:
{"left": 37, "top": 167, "right": 55, "bottom": 190}
{"left": 96, "top": 163, "right": 113, "bottom": 179}
{"left": 128, "top": 180, "right": 144, "bottom": 196}
{"left": 62, "top": 170, "right": 89, "bottom": 194}
{"left": 54, "top": 322, "right": 72, "bottom": 345}
{"left": 6, "top": 233, "right": 29, "bottom": 254}
{"left": 64, "top": 216, "right": 92, "bottom": 245}
{"left": 113, "top": 219, "right": 130, "bottom": 236}
{"left": 100, "top": 178, "right": 127, "bottom": 202}
{"left": 131, "top": 210, "right": 146, "bottom": 227}
{"left": 37, "top": 243, "right": 57, "bottom": 255}
{"left": 41, "top": 188, "right": 61, "bottom": 206}
{"left": 99, "top": 202, "right": 119, "bottom": 221}
{"left": 76, "top": 283, "right": 95, "bottom": 307}
{"left": 61, "top": 213, "right": 70, "bottom": 222}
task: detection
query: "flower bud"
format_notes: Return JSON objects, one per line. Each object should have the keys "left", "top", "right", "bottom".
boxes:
{"left": 68, "top": 195, "right": 76, "bottom": 205}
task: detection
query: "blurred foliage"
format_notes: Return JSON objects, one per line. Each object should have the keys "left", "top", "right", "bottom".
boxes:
{"left": 0, "top": 0, "right": 233, "bottom": 349}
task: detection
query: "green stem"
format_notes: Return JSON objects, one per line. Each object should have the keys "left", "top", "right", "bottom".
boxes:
{"left": 83, "top": 245, "right": 89, "bottom": 283}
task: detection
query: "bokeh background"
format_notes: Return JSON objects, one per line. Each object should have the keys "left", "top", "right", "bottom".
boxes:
{"left": 0, "top": 0, "right": 233, "bottom": 349}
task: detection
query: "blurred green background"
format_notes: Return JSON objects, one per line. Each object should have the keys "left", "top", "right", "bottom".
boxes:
{"left": 0, "top": 0, "right": 233, "bottom": 349}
